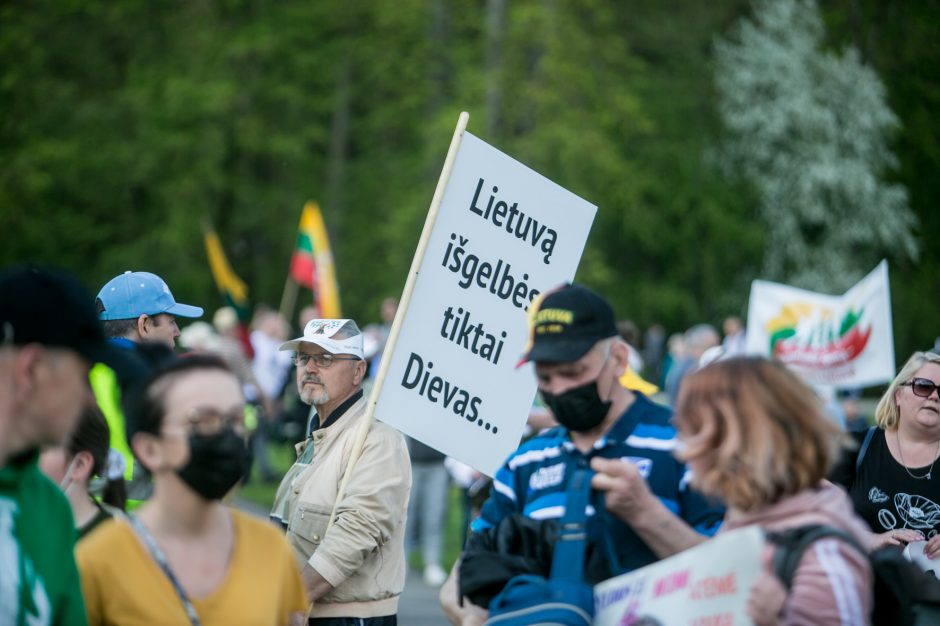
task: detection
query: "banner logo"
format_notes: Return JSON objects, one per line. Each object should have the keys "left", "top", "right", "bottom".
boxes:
{"left": 766, "top": 302, "right": 872, "bottom": 369}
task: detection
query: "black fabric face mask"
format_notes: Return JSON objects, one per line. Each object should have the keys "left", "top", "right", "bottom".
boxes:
{"left": 176, "top": 428, "right": 249, "bottom": 501}
{"left": 541, "top": 379, "right": 612, "bottom": 433}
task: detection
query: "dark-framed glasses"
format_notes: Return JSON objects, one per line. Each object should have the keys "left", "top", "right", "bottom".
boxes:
{"left": 902, "top": 378, "right": 940, "bottom": 399}
{"left": 293, "top": 353, "right": 361, "bottom": 368}
{"left": 185, "top": 406, "right": 246, "bottom": 436}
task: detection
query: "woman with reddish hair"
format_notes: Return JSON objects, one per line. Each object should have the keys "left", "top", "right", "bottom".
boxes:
{"left": 674, "top": 356, "right": 873, "bottom": 626}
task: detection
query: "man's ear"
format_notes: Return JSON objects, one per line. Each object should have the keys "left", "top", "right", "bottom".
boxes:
{"left": 11, "top": 344, "right": 44, "bottom": 397}
{"left": 136, "top": 314, "right": 150, "bottom": 339}
{"left": 352, "top": 359, "right": 367, "bottom": 387}
{"left": 610, "top": 338, "right": 630, "bottom": 372}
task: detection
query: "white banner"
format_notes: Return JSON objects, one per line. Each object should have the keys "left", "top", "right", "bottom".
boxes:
{"left": 744, "top": 260, "right": 894, "bottom": 387}
{"left": 594, "top": 525, "right": 763, "bottom": 626}
{"left": 373, "top": 131, "right": 596, "bottom": 476}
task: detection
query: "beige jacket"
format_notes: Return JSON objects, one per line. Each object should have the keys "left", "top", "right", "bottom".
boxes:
{"left": 271, "top": 395, "right": 411, "bottom": 618}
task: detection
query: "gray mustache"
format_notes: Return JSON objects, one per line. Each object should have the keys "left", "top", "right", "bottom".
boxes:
{"left": 302, "top": 376, "right": 323, "bottom": 385}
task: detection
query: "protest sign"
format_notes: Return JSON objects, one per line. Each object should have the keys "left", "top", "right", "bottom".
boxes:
{"left": 594, "top": 525, "right": 763, "bottom": 626}
{"left": 371, "top": 113, "right": 597, "bottom": 476}
{"left": 744, "top": 260, "right": 894, "bottom": 387}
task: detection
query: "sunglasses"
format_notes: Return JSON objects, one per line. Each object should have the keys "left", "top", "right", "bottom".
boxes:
{"left": 902, "top": 378, "right": 940, "bottom": 399}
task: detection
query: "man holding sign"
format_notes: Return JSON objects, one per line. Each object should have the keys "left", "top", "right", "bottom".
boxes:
{"left": 270, "top": 319, "right": 411, "bottom": 625}
{"left": 444, "top": 284, "right": 724, "bottom": 622}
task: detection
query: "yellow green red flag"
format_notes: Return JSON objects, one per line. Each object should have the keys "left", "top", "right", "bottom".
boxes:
{"left": 290, "top": 201, "right": 342, "bottom": 318}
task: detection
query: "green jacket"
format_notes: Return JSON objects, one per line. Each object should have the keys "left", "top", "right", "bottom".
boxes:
{"left": 0, "top": 450, "right": 88, "bottom": 626}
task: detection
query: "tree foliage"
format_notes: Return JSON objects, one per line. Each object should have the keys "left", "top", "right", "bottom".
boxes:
{"left": 0, "top": 0, "right": 936, "bottom": 363}
{"left": 714, "top": 0, "right": 918, "bottom": 292}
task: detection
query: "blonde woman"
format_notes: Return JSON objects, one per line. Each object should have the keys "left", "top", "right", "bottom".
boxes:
{"left": 675, "top": 357, "right": 873, "bottom": 626}
{"left": 830, "top": 351, "right": 940, "bottom": 554}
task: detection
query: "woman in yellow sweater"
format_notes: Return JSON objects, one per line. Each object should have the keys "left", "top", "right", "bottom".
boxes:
{"left": 77, "top": 354, "right": 307, "bottom": 626}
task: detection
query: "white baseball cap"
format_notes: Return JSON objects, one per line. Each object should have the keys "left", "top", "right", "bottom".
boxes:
{"left": 279, "top": 319, "right": 364, "bottom": 359}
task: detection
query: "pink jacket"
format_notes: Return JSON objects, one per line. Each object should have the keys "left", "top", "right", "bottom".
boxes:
{"left": 721, "top": 483, "right": 874, "bottom": 626}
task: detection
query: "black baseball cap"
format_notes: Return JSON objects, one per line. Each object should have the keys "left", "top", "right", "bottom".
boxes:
{"left": 518, "top": 283, "right": 617, "bottom": 365}
{"left": 0, "top": 264, "right": 126, "bottom": 368}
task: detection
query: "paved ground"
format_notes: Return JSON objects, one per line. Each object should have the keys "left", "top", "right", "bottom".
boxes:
{"left": 399, "top": 569, "right": 450, "bottom": 625}
{"left": 235, "top": 498, "right": 450, "bottom": 625}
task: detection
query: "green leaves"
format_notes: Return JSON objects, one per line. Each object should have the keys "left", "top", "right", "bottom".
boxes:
{"left": 1, "top": 0, "right": 936, "bottom": 365}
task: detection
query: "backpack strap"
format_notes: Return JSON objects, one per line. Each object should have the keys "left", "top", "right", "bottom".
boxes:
{"left": 856, "top": 427, "right": 877, "bottom": 473}
{"left": 550, "top": 468, "right": 593, "bottom": 582}
{"left": 766, "top": 524, "right": 867, "bottom": 589}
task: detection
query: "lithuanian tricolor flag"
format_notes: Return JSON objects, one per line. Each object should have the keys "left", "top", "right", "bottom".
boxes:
{"left": 203, "top": 224, "right": 250, "bottom": 320}
{"left": 290, "top": 201, "right": 342, "bottom": 318}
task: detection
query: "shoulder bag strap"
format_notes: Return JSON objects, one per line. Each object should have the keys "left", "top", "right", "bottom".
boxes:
{"left": 856, "top": 427, "right": 878, "bottom": 473}
{"left": 128, "top": 514, "right": 202, "bottom": 626}
{"left": 550, "top": 468, "right": 593, "bottom": 582}
{"left": 767, "top": 524, "right": 866, "bottom": 589}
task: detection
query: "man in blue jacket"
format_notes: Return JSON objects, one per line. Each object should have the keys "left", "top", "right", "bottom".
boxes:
{"left": 443, "top": 283, "right": 724, "bottom": 623}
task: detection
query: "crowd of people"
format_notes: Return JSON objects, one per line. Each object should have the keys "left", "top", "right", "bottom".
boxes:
{"left": 2, "top": 262, "right": 939, "bottom": 625}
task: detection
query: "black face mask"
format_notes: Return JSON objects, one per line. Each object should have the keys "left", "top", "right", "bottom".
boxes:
{"left": 541, "top": 379, "right": 612, "bottom": 433}
{"left": 176, "top": 428, "right": 249, "bottom": 501}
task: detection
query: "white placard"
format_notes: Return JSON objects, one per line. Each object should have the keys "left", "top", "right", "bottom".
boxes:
{"left": 373, "top": 131, "right": 596, "bottom": 476}
{"left": 594, "top": 525, "right": 763, "bottom": 626}
{"left": 745, "top": 260, "right": 895, "bottom": 388}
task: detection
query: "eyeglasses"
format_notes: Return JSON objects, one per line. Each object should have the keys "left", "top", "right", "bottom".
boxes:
{"left": 902, "top": 378, "right": 940, "bottom": 399}
{"left": 173, "top": 406, "right": 246, "bottom": 437}
{"left": 293, "top": 353, "right": 361, "bottom": 368}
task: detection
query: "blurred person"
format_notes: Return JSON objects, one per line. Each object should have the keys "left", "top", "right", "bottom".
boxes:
{"left": 93, "top": 270, "right": 204, "bottom": 506}
{"left": 664, "top": 323, "right": 719, "bottom": 404}
{"left": 0, "top": 264, "right": 125, "bottom": 625}
{"left": 406, "top": 438, "right": 449, "bottom": 587}
{"left": 77, "top": 354, "right": 307, "bottom": 625}
{"left": 443, "top": 457, "right": 490, "bottom": 548}
{"left": 642, "top": 323, "right": 666, "bottom": 383}
{"left": 442, "top": 284, "right": 724, "bottom": 624}
{"left": 839, "top": 388, "right": 869, "bottom": 433}
{"left": 721, "top": 315, "right": 747, "bottom": 357}
{"left": 211, "top": 307, "right": 261, "bottom": 395}
{"left": 674, "top": 356, "right": 873, "bottom": 626}
{"left": 616, "top": 319, "right": 644, "bottom": 373}
{"left": 250, "top": 308, "right": 293, "bottom": 407}
{"left": 660, "top": 331, "right": 686, "bottom": 389}
{"left": 271, "top": 319, "right": 411, "bottom": 624}
{"left": 365, "top": 296, "right": 398, "bottom": 378}
{"left": 298, "top": 305, "right": 319, "bottom": 333}
{"left": 179, "top": 320, "right": 222, "bottom": 354}
{"left": 830, "top": 351, "right": 940, "bottom": 554}
{"left": 617, "top": 318, "right": 660, "bottom": 395}
{"left": 39, "top": 405, "right": 125, "bottom": 540}
{"left": 248, "top": 308, "right": 292, "bottom": 483}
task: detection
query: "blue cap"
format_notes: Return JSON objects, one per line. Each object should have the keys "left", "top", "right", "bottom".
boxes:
{"left": 97, "top": 271, "right": 203, "bottom": 321}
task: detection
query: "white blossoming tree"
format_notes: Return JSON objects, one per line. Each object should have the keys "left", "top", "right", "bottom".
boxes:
{"left": 714, "top": 0, "right": 918, "bottom": 292}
